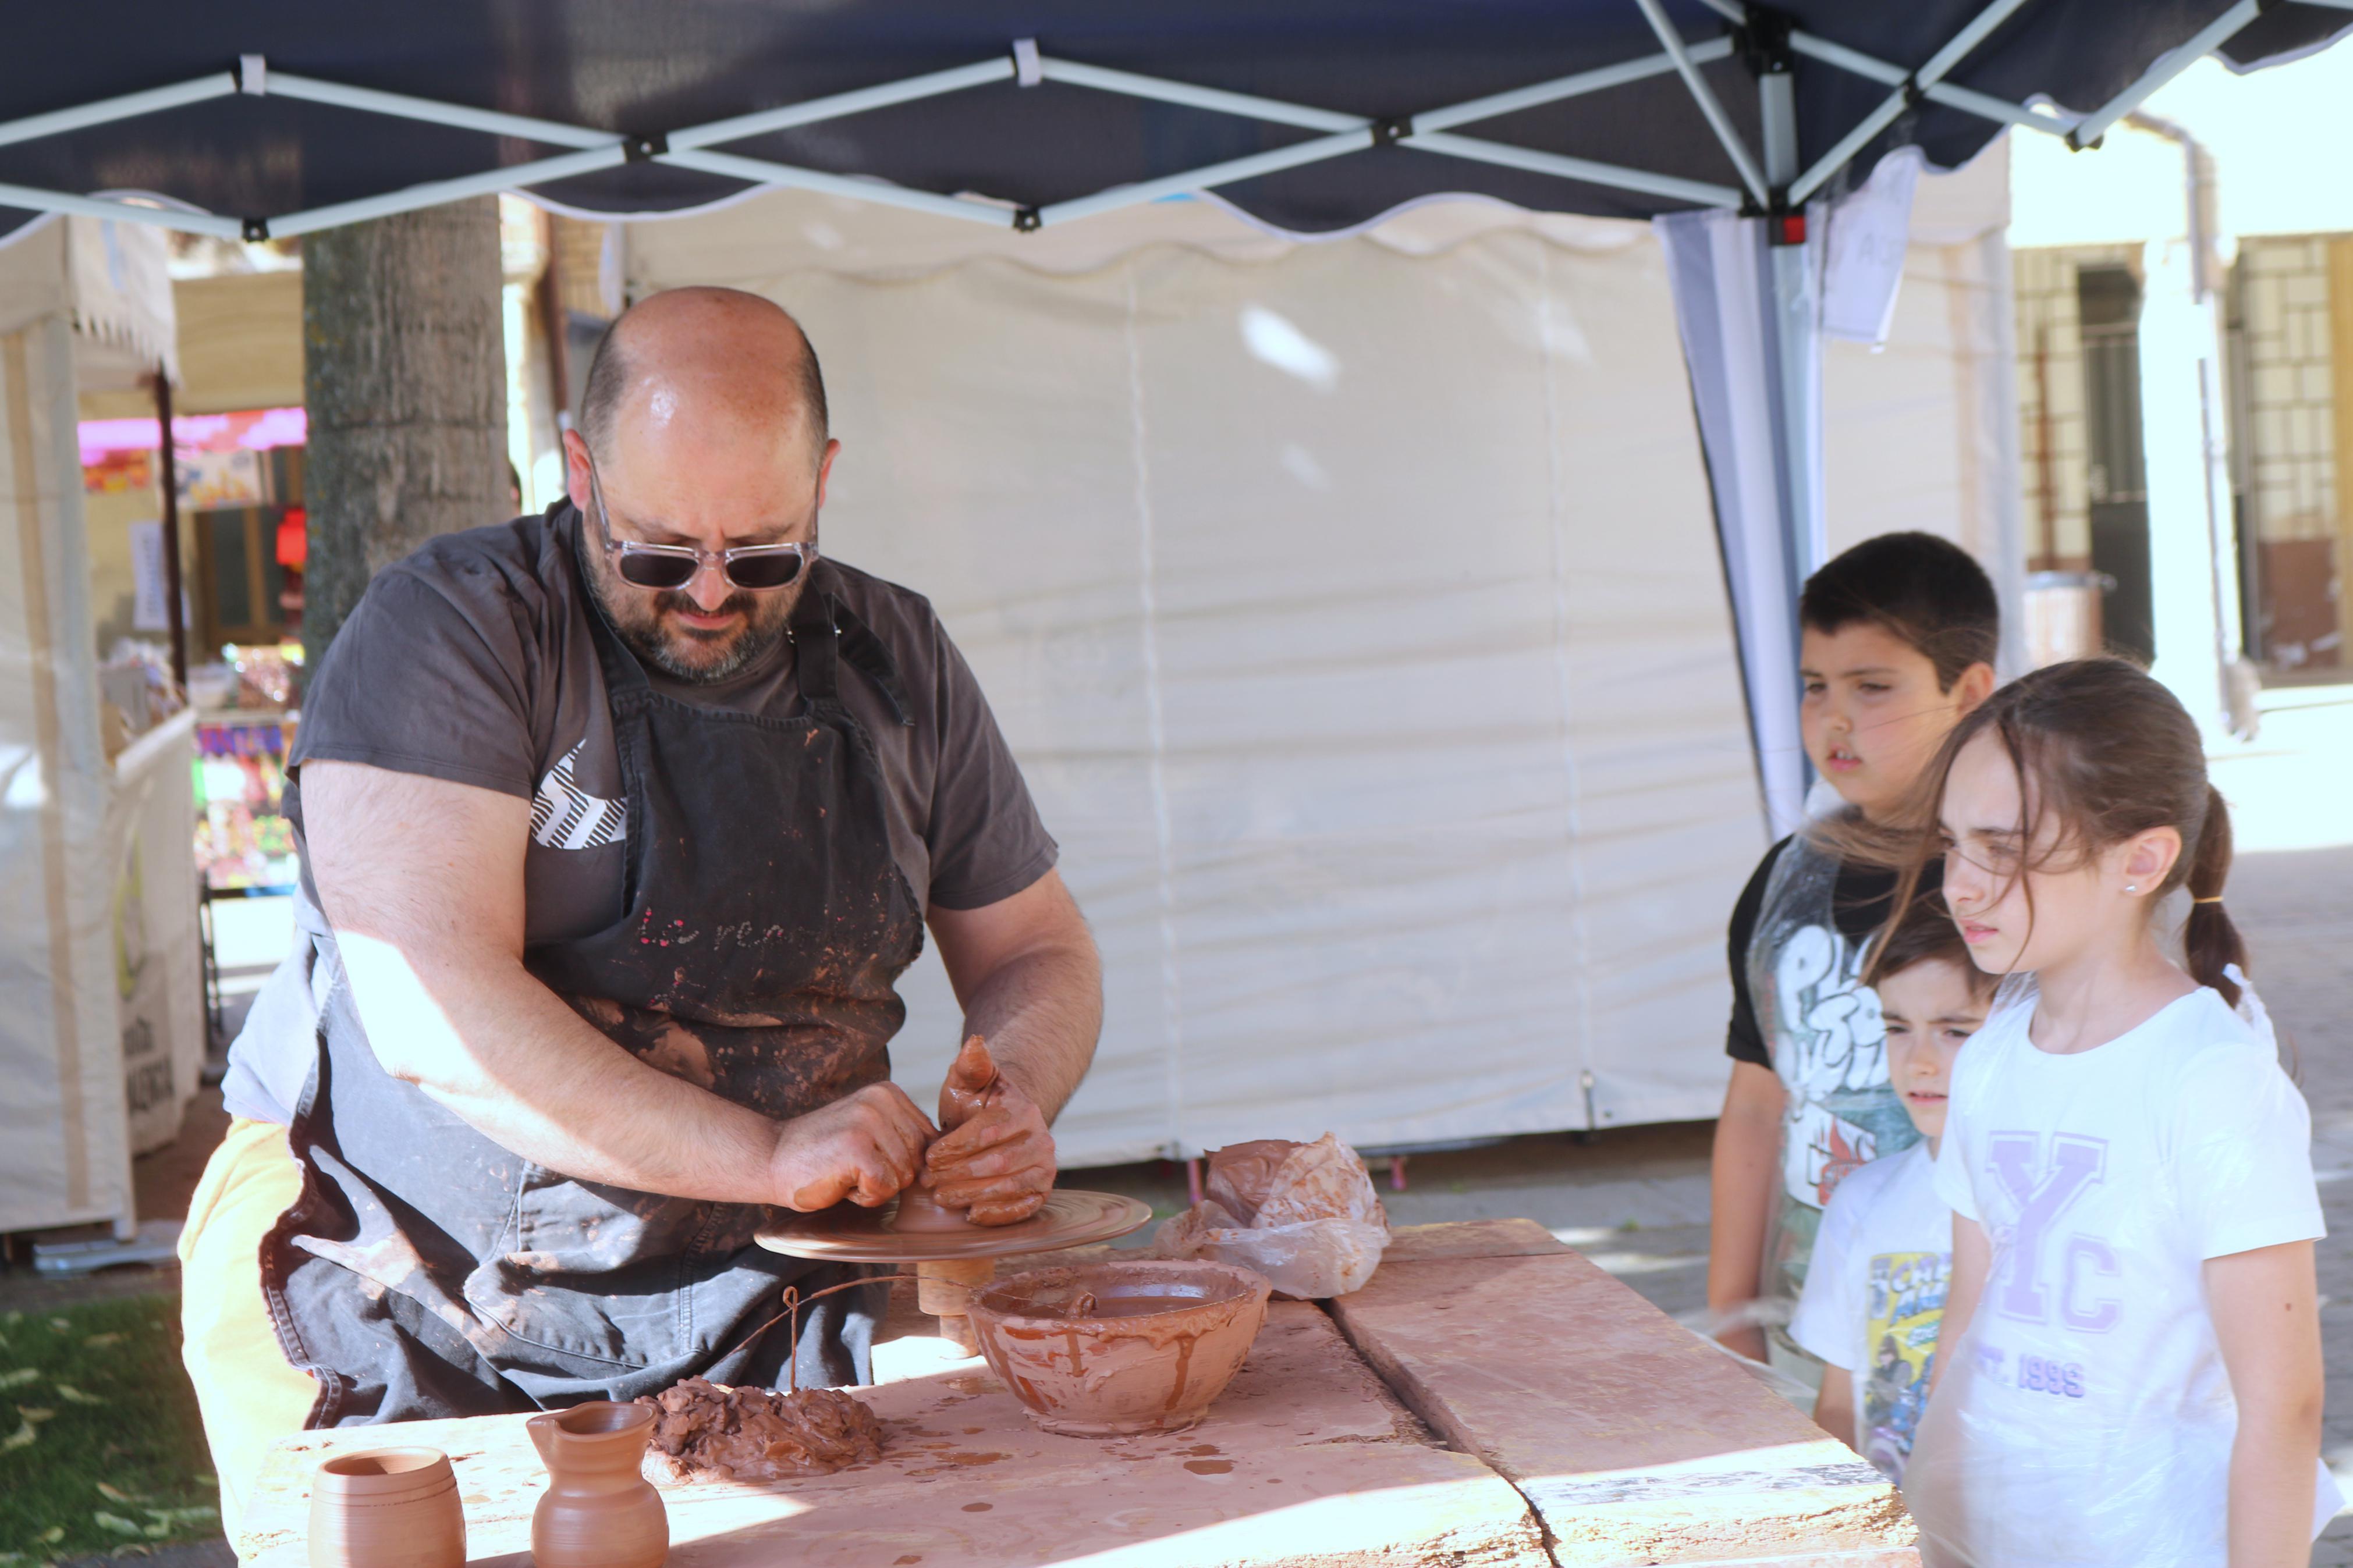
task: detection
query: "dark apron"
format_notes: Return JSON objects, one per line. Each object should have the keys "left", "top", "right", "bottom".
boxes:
{"left": 261, "top": 556, "right": 925, "bottom": 1425}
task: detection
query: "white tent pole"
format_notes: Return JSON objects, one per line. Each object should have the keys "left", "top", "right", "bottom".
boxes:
{"left": 2069, "top": 0, "right": 2263, "bottom": 148}
{"left": 1666, "top": 0, "right": 2099, "bottom": 141}
{"left": 1784, "top": 30, "right": 2079, "bottom": 137}
{"left": 262, "top": 71, "right": 616, "bottom": 148}
{"left": 1407, "top": 131, "right": 1743, "bottom": 208}
{"left": 1630, "top": 0, "right": 1769, "bottom": 204}
{"left": 0, "top": 182, "right": 244, "bottom": 239}
{"left": 0, "top": 74, "right": 237, "bottom": 152}
{"left": 1038, "top": 131, "right": 1372, "bottom": 226}
{"left": 1980, "top": 227, "right": 2032, "bottom": 678}
{"left": 1417, "top": 37, "right": 1733, "bottom": 131}
{"left": 1037, "top": 58, "right": 1367, "bottom": 131}
{"left": 1758, "top": 69, "right": 1826, "bottom": 585}
{"left": 267, "top": 147, "right": 630, "bottom": 237}
{"left": 661, "top": 148, "right": 1014, "bottom": 225}
{"left": 668, "top": 59, "right": 1017, "bottom": 150}
{"left": 1789, "top": 0, "right": 2039, "bottom": 203}
{"left": 1041, "top": 40, "right": 1737, "bottom": 140}
{"left": 276, "top": 59, "right": 1019, "bottom": 156}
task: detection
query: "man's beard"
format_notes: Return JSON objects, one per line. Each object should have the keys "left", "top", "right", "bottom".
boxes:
{"left": 583, "top": 554, "right": 799, "bottom": 685}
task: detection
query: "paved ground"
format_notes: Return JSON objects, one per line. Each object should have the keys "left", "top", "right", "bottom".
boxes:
{"left": 2244, "top": 842, "right": 2353, "bottom": 1562}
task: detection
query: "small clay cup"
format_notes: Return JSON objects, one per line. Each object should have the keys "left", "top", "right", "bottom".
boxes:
{"left": 306, "top": 1447, "right": 464, "bottom": 1568}
{"left": 526, "top": 1400, "right": 668, "bottom": 1568}
{"left": 966, "top": 1259, "right": 1270, "bottom": 1437}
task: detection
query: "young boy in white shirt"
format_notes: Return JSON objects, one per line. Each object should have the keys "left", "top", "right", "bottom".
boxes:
{"left": 1789, "top": 896, "right": 1993, "bottom": 1483}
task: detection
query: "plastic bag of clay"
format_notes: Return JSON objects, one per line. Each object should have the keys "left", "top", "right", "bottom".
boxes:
{"left": 1150, "top": 1133, "right": 1390, "bottom": 1299}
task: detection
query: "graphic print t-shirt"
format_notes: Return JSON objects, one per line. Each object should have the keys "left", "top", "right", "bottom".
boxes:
{"left": 1929, "top": 987, "right": 2334, "bottom": 1562}
{"left": 1736, "top": 829, "right": 1937, "bottom": 1307}
{"left": 1789, "top": 1141, "right": 1950, "bottom": 1482}
{"left": 221, "top": 507, "right": 1058, "bottom": 1125}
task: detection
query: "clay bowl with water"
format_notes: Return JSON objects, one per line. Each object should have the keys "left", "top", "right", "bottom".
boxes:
{"left": 307, "top": 1447, "right": 464, "bottom": 1568}
{"left": 965, "top": 1260, "right": 1271, "bottom": 1437}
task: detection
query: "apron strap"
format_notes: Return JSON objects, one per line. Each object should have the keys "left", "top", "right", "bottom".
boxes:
{"left": 834, "top": 604, "right": 915, "bottom": 728}
{"left": 793, "top": 585, "right": 842, "bottom": 705}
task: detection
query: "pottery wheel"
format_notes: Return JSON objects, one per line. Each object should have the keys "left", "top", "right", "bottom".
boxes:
{"left": 755, "top": 1190, "right": 1152, "bottom": 1264}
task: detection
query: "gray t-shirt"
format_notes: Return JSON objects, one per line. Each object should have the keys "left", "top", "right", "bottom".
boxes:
{"left": 224, "top": 506, "right": 1055, "bottom": 1122}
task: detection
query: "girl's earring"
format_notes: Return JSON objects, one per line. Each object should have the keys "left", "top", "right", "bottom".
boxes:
{"left": 2124, "top": 884, "right": 2139, "bottom": 894}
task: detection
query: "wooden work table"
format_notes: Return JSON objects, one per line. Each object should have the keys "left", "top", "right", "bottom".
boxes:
{"left": 238, "top": 1219, "right": 1917, "bottom": 1567}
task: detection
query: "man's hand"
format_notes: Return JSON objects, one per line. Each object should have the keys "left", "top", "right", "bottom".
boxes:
{"left": 768, "top": 1082, "right": 938, "bottom": 1211}
{"left": 924, "top": 1036, "right": 1056, "bottom": 1225}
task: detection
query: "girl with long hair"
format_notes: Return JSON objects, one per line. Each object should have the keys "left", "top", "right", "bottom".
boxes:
{"left": 1852, "top": 659, "right": 2331, "bottom": 1565}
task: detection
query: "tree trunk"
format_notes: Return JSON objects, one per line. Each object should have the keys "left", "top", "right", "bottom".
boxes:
{"left": 301, "top": 197, "right": 507, "bottom": 676}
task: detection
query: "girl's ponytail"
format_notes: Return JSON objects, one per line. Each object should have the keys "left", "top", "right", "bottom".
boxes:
{"left": 2184, "top": 784, "right": 2248, "bottom": 1008}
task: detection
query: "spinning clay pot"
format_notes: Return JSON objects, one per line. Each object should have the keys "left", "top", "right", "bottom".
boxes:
{"left": 526, "top": 1400, "right": 669, "bottom": 1568}
{"left": 307, "top": 1448, "right": 464, "bottom": 1568}
{"left": 966, "top": 1259, "right": 1270, "bottom": 1437}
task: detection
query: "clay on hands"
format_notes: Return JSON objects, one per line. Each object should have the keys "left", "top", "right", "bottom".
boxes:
{"left": 922, "top": 1035, "right": 1055, "bottom": 1226}
{"left": 634, "top": 1378, "right": 885, "bottom": 1481}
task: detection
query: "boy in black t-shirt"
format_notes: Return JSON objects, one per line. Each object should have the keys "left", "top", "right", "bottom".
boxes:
{"left": 1706, "top": 533, "right": 1997, "bottom": 1367}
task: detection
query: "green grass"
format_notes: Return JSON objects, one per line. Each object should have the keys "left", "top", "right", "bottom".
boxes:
{"left": 0, "top": 1295, "right": 219, "bottom": 1563}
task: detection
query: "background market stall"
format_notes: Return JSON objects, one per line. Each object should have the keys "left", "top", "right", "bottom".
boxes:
{"left": 0, "top": 212, "right": 203, "bottom": 1238}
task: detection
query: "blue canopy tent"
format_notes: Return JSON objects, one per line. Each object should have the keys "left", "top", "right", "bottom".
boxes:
{"left": 4, "top": 0, "right": 2343, "bottom": 827}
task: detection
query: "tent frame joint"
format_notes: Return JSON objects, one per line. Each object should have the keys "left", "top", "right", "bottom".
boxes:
{"left": 624, "top": 133, "right": 669, "bottom": 163}
{"left": 1371, "top": 115, "right": 1414, "bottom": 147}
{"left": 1012, "top": 204, "right": 1042, "bottom": 233}
{"left": 241, "top": 216, "right": 270, "bottom": 241}
{"left": 1733, "top": 7, "right": 1796, "bottom": 77}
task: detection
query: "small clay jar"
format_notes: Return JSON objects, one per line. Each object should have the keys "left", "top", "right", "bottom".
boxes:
{"left": 307, "top": 1447, "right": 465, "bottom": 1568}
{"left": 526, "top": 1400, "right": 669, "bottom": 1568}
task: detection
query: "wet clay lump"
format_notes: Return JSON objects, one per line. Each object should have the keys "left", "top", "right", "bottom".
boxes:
{"left": 890, "top": 1182, "right": 978, "bottom": 1233}
{"left": 636, "top": 1378, "right": 886, "bottom": 1482}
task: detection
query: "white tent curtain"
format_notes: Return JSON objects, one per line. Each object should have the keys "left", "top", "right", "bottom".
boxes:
{"left": 624, "top": 162, "right": 2012, "bottom": 1164}
{"left": 105, "top": 709, "right": 205, "bottom": 1155}
{"left": 636, "top": 199, "right": 1769, "bottom": 1162}
{"left": 0, "top": 303, "right": 133, "bottom": 1233}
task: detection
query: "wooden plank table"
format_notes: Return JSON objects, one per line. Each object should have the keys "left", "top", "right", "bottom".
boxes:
{"left": 1337, "top": 1220, "right": 1916, "bottom": 1566}
{"left": 239, "top": 1219, "right": 1915, "bottom": 1567}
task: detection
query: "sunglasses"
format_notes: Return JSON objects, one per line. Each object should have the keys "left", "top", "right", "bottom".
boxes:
{"left": 584, "top": 450, "right": 815, "bottom": 592}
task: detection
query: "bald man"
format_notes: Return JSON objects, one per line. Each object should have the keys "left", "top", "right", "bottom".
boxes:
{"left": 183, "top": 288, "right": 1101, "bottom": 1526}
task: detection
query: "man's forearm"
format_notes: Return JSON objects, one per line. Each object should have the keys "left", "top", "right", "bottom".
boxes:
{"left": 338, "top": 930, "right": 782, "bottom": 1201}
{"left": 953, "top": 937, "right": 1101, "bottom": 1122}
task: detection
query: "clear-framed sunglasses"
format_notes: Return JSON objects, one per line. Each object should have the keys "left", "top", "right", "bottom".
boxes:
{"left": 584, "top": 448, "right": 816, "bottom": 592}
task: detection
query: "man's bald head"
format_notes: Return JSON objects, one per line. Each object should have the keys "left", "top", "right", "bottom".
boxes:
{"left": 577, "top": 286, "right": 829, "bottom": 468}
